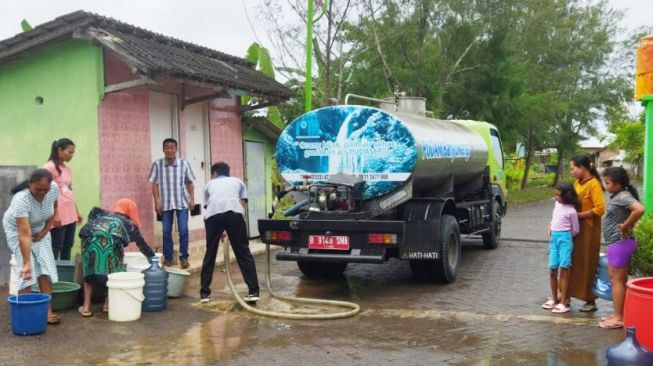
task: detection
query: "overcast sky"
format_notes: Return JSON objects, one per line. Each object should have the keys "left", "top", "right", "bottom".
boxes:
{"left": 1, "top": 0, "right": 650, "bottom": 60}
{"left": 1, "top": 1, "right": 647, "bottom": 144}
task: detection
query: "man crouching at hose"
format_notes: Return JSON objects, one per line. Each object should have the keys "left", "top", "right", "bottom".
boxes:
{"left": 199, "top": 162, "right": 260, "bottom": 303}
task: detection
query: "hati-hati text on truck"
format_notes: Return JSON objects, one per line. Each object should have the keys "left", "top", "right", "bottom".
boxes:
{"left": 258, "top": 95, "right": 507, "bottom": 283}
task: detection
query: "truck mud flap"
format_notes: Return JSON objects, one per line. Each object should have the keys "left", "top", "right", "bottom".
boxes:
{"left": 400, "top": 200, "right": 451, "bottom": 260}
{"left": 276, "top": 248, "right": 386, "bottom": 264}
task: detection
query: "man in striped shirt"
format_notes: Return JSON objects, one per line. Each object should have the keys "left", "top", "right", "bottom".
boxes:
{"left": 149, "top": 138, "right": 195, "bottom": 268}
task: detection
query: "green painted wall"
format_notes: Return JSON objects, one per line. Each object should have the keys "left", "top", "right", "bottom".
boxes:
{"left": 0, "top": 39, "right": 104, "bottom": 251}
{"left": 242, "top": 125, "right": 275, "bottom": 214}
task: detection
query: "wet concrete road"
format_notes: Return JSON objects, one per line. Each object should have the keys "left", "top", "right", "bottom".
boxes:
{"left": 0, "top": 198, "right": 624, "bottom": 365}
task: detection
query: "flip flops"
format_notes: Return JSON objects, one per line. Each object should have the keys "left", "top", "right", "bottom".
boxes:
{"left": 551, "top": 303, "right": 570, "bottom": 314}
{"left": 78, "top": 306, "right": 93, "bottom": 318}
{"left": 47, "top": 313, "right": 61, "bottom": 324}
{"left": 599, "top": 318, "right": 624, "bottom": 329}
{"left": 579, "top": 302, "right": 598, "bottom": 312}
{"left": 542, "top": 299, "right": 557, "bottom": 309}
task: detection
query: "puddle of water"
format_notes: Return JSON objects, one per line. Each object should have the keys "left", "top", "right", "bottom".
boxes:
{"left": 96, "top": 314, "right": 261, "bottom": 365}
{"left": 454, "top": 350, "right": 607, "bottom": 366}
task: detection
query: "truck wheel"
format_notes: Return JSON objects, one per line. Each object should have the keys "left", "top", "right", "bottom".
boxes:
{"left": 410, "top": 215, "right": 461, "bottom": 284}
{"left": 297, "top": 261, "right": 348, "bottom": 279}
{"left": 482, "top": 200, "right": 501, "bottom": 249}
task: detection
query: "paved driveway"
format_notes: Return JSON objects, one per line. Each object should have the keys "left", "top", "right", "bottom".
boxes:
{"left": 0, "top": 198, "right": 623, "bottom": 365}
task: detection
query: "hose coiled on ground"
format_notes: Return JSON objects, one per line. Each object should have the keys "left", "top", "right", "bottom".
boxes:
{"left": 223, "top": 241, "right": 360, "bottom": 320}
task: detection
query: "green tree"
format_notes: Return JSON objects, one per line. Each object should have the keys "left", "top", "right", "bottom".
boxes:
{"left": 243, "top": 42, "right": 283, "bottom": 127}
{"left": 609, "top": 116, "right": 645, "bottom": 178}
{"left": 258, "top": 0, "right": 360, "bottom": 117}
{"left": 257, "top": 0, "right": 634, "bottom": 189}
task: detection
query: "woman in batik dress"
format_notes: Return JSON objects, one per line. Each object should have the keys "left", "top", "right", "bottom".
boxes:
{"left": 77, "top": 199, "right": 155, "bottom": 317}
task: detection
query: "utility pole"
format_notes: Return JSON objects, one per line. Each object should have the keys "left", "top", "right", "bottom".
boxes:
{"left": 305, "top": 0, "right": 328, "bottom": 112}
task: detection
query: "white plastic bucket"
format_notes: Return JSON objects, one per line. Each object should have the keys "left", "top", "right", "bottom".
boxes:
{"left": 123, "top": 252, "right": 149, "bottom": 267}
{"left": 164, "top": 268, "right": 190, "bottom": 298}
{"left": 126, "top": 263, "right": 150, "bottom": 273}
{"left": 9, "top": 254, "right": 19, "bottom": 295}
{"left": 106, "top": 272, "right": 145, "bottom": 322}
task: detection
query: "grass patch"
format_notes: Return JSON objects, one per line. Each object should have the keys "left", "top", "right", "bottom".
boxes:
{"left": 508, "top": 183, "right": 555, "bottom": 204}
{"left": 507, "top": 174, "right": 575, "bottom": 205}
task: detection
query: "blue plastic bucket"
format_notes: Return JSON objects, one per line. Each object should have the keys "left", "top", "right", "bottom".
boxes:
{"left": 7, "top": 293, "right": 51, "bottom": 336}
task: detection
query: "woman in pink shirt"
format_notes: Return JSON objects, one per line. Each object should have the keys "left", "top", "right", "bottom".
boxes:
{"left": 542, "top": 182, "right": 580, "bottom": 314}
{"left": 44, "top": 138, "right": 83, "bottom": 260}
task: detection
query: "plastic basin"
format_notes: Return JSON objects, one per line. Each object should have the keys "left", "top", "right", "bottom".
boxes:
{"left": 51, "top": 281, "right": 81, "bottom": 311}
{"left": 164, "top": 267, "right": 190, "bottom": 297}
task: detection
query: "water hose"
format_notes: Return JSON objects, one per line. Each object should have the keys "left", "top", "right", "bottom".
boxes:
{"left": 223, "top": 240, "right": 360, "bottom": 320}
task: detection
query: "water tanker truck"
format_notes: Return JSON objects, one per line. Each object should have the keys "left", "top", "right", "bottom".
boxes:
{"left": 258, "top": 95, "right": 507, "bottom": 283}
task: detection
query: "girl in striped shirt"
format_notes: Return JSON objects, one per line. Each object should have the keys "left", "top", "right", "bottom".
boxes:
{"left": 599, "top": 167, "right": 645, "bottom": 329}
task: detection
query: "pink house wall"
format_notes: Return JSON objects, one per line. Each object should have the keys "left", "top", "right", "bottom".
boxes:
{"left": 209, "top": 97, "right": 244, "bottom": 179}
{"left": 99, "top": 52, "right": 154, "bottom": 246}
{"left": 98, "top": 91, "right": 154, "bottom": 245}
{"left": 99, "top": 51, "right": 244, "bottom": 249}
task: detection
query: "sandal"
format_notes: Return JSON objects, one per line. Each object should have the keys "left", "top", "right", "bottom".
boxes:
{"left": 78, "top": 306, "right": 93, "bottom": 318}
{"left": 551, "top": 303, "right": 570, "bottom": 314}
{"left": 47, "top": 314, "right": 61, "bottom": 325}
{"left": 541, "top": 299, "right": 557, "bottom": 310}
{"left": 599, "top": 319, "right": 624, "bottom": 329}
{"left": 601, "top": 314, "right": 615, "bottom": 321}
{"left": 580, "top": 302, "right": 598, "bottom": 312}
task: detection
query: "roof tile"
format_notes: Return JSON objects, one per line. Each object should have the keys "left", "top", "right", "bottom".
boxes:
{"left": 0, "top": 10, "right": 292, "bottom": 100}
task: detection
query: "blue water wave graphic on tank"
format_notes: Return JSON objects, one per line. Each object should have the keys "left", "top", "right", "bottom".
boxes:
{"left": 276, "top": 106, "right": 418, "bottom": 200}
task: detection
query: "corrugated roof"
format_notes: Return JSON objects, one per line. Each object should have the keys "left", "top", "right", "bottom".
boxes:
{"left": 244, "top": 116, "right": 283, "bottom": 139}
{"left": 0, "top": 10, "right": 292, "bottom": 101}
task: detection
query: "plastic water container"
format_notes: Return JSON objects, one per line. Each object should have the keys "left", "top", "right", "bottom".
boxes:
{"left": 55, "top": 260, "right": 75, "bottom": 283}
{"left": 606, "top": 326, "right": 653, "bottom": 365}
{"left": 7, "top": 293, "right": 51, "bottom": 335}
{"left": 50, "top": 282, "right": 81, "bottom": 311}
{"left": 142, "top": 256, "right": 168, "bottom": 312}
{"left": 107, "top": 272, "right": 145, "bottom": 322}
{"left": 126, "top": 263, "right": 150, "bottom": 273}
{"left": 624, "top": 277, "right": 653, "bottom": 352}
{"left": 165, "top": 267, "right": 190, "bottom": 297}
{"left": 9, "top": 254, "right": 19, "bottom": 295}
{"left": 594, "top": 254, "right": 612, "bottom": 301}
{"left": 124, "top": 252, "right": 149, "bottom": 267}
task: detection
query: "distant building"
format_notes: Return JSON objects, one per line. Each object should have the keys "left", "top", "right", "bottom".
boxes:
{"left": 578, "top": 142, "right": 621, "bottom": 172}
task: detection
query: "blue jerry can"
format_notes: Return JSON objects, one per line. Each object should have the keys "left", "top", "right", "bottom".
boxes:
{"left": 594, "top": 254, "right": 612, "bottom": 301}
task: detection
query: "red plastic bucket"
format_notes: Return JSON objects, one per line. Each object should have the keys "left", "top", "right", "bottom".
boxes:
{"left": 624, "top": 277, "right": 653, "bottom": 351}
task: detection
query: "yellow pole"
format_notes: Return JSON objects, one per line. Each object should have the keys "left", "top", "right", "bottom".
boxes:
{"left": 636, "top": 35, "right": 653, "bottom": 208}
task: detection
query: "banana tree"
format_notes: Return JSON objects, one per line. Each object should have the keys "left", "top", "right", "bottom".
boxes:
{"left": 243, "top": 42, "right": 283, "bottom": 128}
